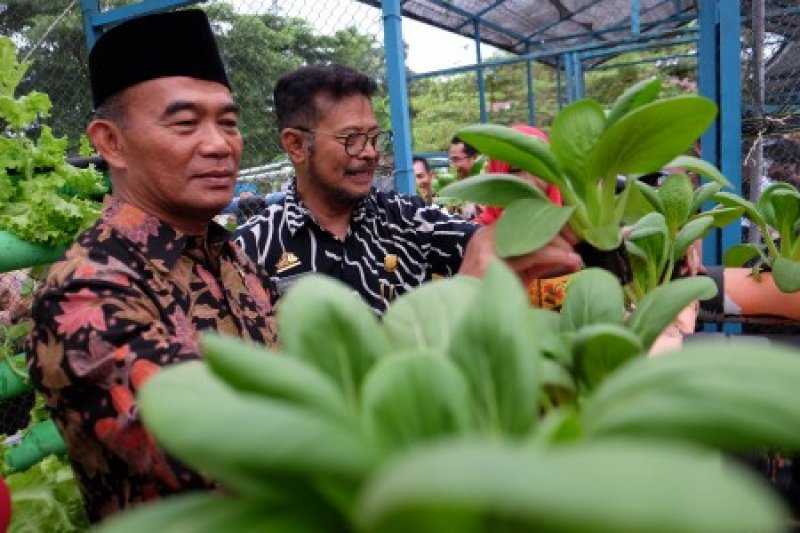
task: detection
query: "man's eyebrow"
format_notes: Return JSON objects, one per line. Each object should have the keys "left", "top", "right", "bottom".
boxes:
{"left": 160, "top": 101, "right": 240, "bottom": 119}
{"left": 161, "top": 101, "right": 198, "bottom": 119}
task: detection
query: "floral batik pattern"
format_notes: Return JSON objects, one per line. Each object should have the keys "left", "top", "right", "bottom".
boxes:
{"left": 27, "top": 198, "right": 276, "bottom": 522}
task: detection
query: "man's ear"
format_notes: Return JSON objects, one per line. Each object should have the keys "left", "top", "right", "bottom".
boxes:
{"left": 281, "top": 128, "right": 308, "bottom": 164}
{"left": 86, "top": 120, "right": 127, "bottom": 170}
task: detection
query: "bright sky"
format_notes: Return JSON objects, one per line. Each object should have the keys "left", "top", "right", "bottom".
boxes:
{"left": 239, "top": 0, "right": 500, "bottom": 73}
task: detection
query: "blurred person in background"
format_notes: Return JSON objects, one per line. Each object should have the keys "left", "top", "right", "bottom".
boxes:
{"left": 412, "top": 155, "right": 434, "bottom": 204}
{"left": 476, "top": 125, "right": 562, "bottom": 226}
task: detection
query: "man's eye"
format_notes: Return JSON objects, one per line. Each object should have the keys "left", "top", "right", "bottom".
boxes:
{"left": 220, "top": 119, "right": 239, "bottom": 128}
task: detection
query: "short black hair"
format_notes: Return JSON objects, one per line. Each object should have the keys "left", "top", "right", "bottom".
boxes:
{"left": 450, "top": 135, "right": 478, "bottom": 157}
{"left": 273, "top": 63, "right": 378, "bottom": 131}
{"left": 412, "top": 156, "right": 430, "bottom": 173}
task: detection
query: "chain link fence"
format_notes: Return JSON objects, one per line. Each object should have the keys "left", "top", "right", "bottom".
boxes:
{"left": 12, "top": 0, "right": 387, "bottom": 204}
{"left": 741, "top": 1, "right": 800, "bottom": 210}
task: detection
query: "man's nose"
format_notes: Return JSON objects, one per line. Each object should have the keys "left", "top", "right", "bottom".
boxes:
{"left": 199, "top": 123, "right": 234, "bottom": 156}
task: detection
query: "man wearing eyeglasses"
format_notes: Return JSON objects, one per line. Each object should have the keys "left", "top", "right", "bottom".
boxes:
{"left": 235, "top": 64, "right": 580, "bottom": 314}
{"left": 449, "top": 135, "right": 480, "bottom": 180}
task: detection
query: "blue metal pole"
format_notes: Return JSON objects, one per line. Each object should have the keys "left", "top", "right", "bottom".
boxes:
{"left": 718, "top": 0, "right": 742, "bottom": 255}
{"left": 563, "top": 52, "right": 573, "bottom": 102}
{"left": 573, "top": 51, "right": 585, "bottom": 100}
{"left": 631, "top": 0, "right": 641, "bottom": 36}
{"left": 474, "top": 20, "right": 488, "bottom": 123}
{"left": 81, "top": 0, "right": 102, "bottom": 50}
{"left": 382, "top": 0, "right": 415, "bottom": 194}
{"left": 525, "top": 42, "right": 536, "bottom": 125}
{"left": 697, "top": 0, "right": 720, "bottom": 268}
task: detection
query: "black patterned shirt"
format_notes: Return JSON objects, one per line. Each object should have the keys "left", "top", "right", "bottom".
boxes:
{"left": 234, "top": 183, "right": 478, "bottom": 314}
{"left": 26, "top": 197, "right": 276, "bottom": 522}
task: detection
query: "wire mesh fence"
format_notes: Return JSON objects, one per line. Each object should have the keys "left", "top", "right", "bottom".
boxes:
{"left": 741, "top": 1, "right": 800, "bottom": 210}
{"left": 11, "top": 0, "right": 387, "bottom": 183}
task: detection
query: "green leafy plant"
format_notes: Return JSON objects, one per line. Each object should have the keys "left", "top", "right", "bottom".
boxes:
{"left": 432, "top": 155, "right": 486, "bottom": 208}
{"left": 624, "top": 170, "right": 741, "bottom": 301}
{"left": 0, "top": 36, "right": 105, "bottom": 247}
{"left": 98, "top": 265, "right": 800, "bottom": 532}
{"left": 719, "top": 182, "right": 800, "bottom": 292}
{"left": 438, "top": 78, "right": 722, "bottom": 257}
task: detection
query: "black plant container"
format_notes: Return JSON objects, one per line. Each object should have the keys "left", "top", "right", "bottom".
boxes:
{"left": 575, "top": 240, "right": 633, "bottom": 285}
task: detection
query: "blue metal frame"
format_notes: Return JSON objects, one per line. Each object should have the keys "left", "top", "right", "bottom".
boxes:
{"left": 81, "top": 0, "right": 205, "bottom": 49}
{"left": 382, "top": 0, "right": 415, "bottom": 194}
{"left": 697, "top": 0, "right": 742, "bottom": 333}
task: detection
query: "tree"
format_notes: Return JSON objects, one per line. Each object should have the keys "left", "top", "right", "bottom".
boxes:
{"left": 4, "top": 1, "right": 384, "bottom": 168}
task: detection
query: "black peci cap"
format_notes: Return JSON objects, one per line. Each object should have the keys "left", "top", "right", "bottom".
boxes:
{"left": 88, "top": 9, "right": 230, "bottom": 109}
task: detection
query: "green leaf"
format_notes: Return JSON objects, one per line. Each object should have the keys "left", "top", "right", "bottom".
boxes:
{"left": 437, "top": 173, "right": 547, "bottom": 207}
{"left": 723, "top": 243, "right": 761, "bottom": 267}
{"left": 584, "top": 343, "right": 800, "bottom": 452}
{"left": 672, "top": 215, "right": 714, "bottom": 263}
{"left": 605, "top": 77, "right": 662, "bottom": 127}
{"left": 495, "top": 198, "right": 574, "bottom": 257}
{"left": 278, "top": 275, "right": 389, "bottom": 408}
{"left": 666, "top": 155, "right": 732, "bottom": 189}
{"left": 362, "top": 351, "right": 473, "bottom": 453}
{"left": 530, "top": 407, "right": 583, "bottom": 447}
{"left": 758, "top": 184, "right": 800, "bottom": 248}
{"left": 456, "top": 124, "right": 567, "bottom": 190}
{"left": 714, "top": 192, "right": 766, "bottom": 229}
{"left": 757, "top": 182, "right": 800, "bottom": 230}
{"left": 540, "top": 357, "right": 576, "bottom": 396}
{"left": 139, "top": 362, "right": 379, "bottom": 496}
{"left": 626, "top": 276, "right": 717, "bottom": 349}
{"left": 702, "top": 206, "right": 744, "bottom": 228}
{"left": 525, "top": 307, "right": 571, "bottom": 367}
{"left": 447, "top": 262, "right": 540, "bottom": 436}
{"left": 589, "top": 96, "right": 717, "bottom": 179}
{"left": 582, "top": 224, "right": 623, "bottom": 251}
{"left": 201, "top": 334, "right": 352, "bottom": 422}
{"left": 632, "top": 180, "right": 664, "bottom": 213}
{"left": 382, "top": 276, "right": 480, "bottom": 354}
{"left": 560, "top": 268, "right": 624, "bottom": 331}
{"left": 772, "top": 256, "right": 800, "bottom": 293}
{"left": 357, "top": 439, "right": 787, "bottom": 533}
{"left": 574, "top": 324, "right": 643, "bottom": 390}
{"left": 627, "top": 211, "right": 667, "bottom": 241}
{"left": 658, "top": 174, "right": 694, "bottom": 237}
{"left": 690, "top": 181, "right": 723, "bottom": 213}
{"left": 550, "top": 99, "right": 606, "bottom": 192}
{"left": 96, "top": 493, "right": 326, "bottom": 533}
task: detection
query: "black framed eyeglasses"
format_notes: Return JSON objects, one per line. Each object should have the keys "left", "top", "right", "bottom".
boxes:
{"left": 295, "top": 127, "right": 392, "bottom": 156}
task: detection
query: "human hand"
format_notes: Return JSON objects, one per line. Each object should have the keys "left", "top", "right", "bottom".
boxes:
{"left": 458, "top": 223, "right": 582, "bottom": 283}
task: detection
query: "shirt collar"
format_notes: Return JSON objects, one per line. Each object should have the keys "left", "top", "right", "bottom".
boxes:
{"left": 284, "top": 180, "right": 379, "bottom": 236}
{"left": 102, "top": 196, "right": 229, "bottom": 272}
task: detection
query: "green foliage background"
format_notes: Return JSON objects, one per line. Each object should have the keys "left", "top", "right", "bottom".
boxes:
{"left": 409, "top": 44, "right": 696, "bottom": 154}
{"left": 3, "top": 0, "right": 386, "bottom": 169}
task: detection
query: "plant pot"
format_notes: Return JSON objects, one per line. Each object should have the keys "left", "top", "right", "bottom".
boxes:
{"left": 0, "top": 354, "right": 30, "bottom": 401}
{"left": 575, "top": 241, "right": 633, "bottom": 285}
{"left": 722, "top": 268, "right": 800, "bottom": 321}
{"left": 4, "top": 419, "right": 66, "bottom": 473}
{"left": 0, "top": 230, "right": 65, "bottom": 273}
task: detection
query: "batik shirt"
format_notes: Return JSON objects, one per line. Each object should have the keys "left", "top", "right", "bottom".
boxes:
{"left": 234, "top": 182, "right": 478, "bottom": 314}
{"left": 26, "top": 198, "right": 276, "bottom": 522}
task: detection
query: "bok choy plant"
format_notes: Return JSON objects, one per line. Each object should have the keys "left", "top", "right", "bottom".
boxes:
{"left": 718, "top": 181, "right": 800, "bottom": 292}
{"left": 438, "top": 78, "right": 724, "bottom": 261}
{"left": 99, "top": 265, "right": 800, "bottom": 532}
{"left": 624, "top": 170, "right": 741, "bottom": 302}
